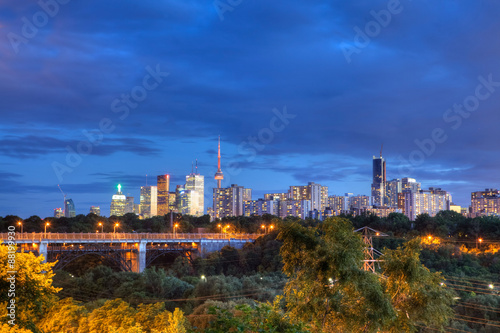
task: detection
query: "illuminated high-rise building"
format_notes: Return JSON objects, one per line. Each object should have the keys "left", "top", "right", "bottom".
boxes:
{"left": 264, "top": 193, "right": 289, "bottom": 201}
{"left": 470, "top": 189, "right": 500, "bottom": 217}
{"left": 54, "top": 208, "right": 63, "bottom": 218}
{"left": 214, "top": 136, "right": 224, "bottom": 189}
{"left": 157, "top": 175, "right": 170, "bottom": 216}
{"left": 213, "top": 184, "right": 251, "bottom": 220}
{"left": 244, "top": 199, "right": 278, "bottom": 216}
{"left": 278, "top": 200, "right": 311, "bottom": 219}
{"left": 139, "top": 186, "right": 157, "bottom": 218}
{"left": 64, "top": 199, "right": 76, "bottom": 218}
{"left": 403, "top": 187, "right": 451, "bottom": 221}
{"left": 185, "top": 161, "right": 205, "bottom": 216}
{"left": 90, "top": 206, "right": 100, "bottom": 216}
{"left": 110, "top": 184, "right": 126, "bottom": 216}
{"left": 385, "top": 179, "right": 402, "bottom": 207}
{"left": 289, "top": 182, "right": 328, "bottom": 211}
{"left": 168, "top": 192, "right": 177, "bottom": 212}
{"left": 371, "top": 153, "right": 386, "bottom": 206}
{"left": 125, "top": 196, "right": 135, "bottom": 214}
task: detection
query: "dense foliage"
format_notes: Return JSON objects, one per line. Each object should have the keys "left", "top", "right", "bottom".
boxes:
{"left": 1, "top": 211, "right": 500, "bottom": 332}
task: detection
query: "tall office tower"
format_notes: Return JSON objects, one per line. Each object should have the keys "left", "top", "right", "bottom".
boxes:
{"left": 157, "top": 175, "right": 170, "bottom": 216}
{"left": 385, "top": 179, "right": 402, "bottom": 207}
{"left": 243, "top": 199, "right": 277, "bottom": 217}
{"left": 150, "top": 186, "right": 158, "bottom": 216}
{"left": 185, "top": 162, "right": 205, "bottom": 216}
{"left": 54, "top": 208, "right": 63, "bottom": 218}
{"left": 278, "top": 200, "right": 311, "bottom": 219}
{"left": 125, "top": 196, "right": 135, "bottom": 214}
{"left": 213, "top": 184, "right": 252, "bottom": 220}
{"left": 289, "top": 182, "right": 328, "bottom": 211}
{"left": 178, "top": 188, "right": 201, "bottom": 216}
{"left": 264, "top": 193, "right": 289, "bottom": 201}
{"left": 110, "top": 184, "right": 126, "bottom": 216}
{"left": 64, "top": 199, "right": 76, "bottom": 217}
{"left": 403, "top": 187, "right": 451, "bottom": 221}
{"left": 168, "top": 192, "right": 177, "bottom": 212}
{"left": 401, "top": 177, "right": 421, "bottom": 191}
{"left": 470, "top": 189, "right": 500, "bottom": 217}
{"left": 90, "top": 206, "right": 100, "bottom": 216}
{"left": 371, "top": 153, "right": 386, "bottom": 206}
{"left": 214, "top": 136, "right": 224, "bottom": 189}
{"left": 139, "top": 186, "right": 152, "bottom": 218}
{"left": 349, "top": 195, "right": 370, "bottom": 210}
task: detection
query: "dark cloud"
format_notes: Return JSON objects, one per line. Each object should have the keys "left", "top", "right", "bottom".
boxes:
{"left": 0, "top": 135, "right": 161, "bottom": 158}
{"left": 1, "top": 0, "right": 500, "bottom": 216}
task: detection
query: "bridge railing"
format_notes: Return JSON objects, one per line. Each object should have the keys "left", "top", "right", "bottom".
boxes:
{"left": 0, "top": 232, "right": 261, "bottom": 242}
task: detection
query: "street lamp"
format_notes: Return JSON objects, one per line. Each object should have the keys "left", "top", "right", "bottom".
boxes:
{"left": 478, "top": 237, "right": 483, "bottom": 249}
{"left": 269, "top": 225, "right": 274, "bottom": 232}
{"left": 261, "top": 224, "right": 266, "bottom": 234}
{"left": 44, "top": 222, "right": 50, "bottom": 235}
{"left": 218, "top": 224, "right": 222, "bottom": 234}
{"left": 114, "top": 223, "right": 120, "bottom": 233}
{"left": 98, "top": 222, "right": 103, "bottom": 233}
{"left": 174, "top": 223, "right": 179, "bottom": 237}
{"left": 17, "top": 221, "right": 23, "bottom": 234}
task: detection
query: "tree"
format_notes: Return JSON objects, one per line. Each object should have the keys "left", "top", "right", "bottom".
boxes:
{"left": 0, "top": 243, "right": 60, "bottom": 331}
{"left": 380, "top": 238, "right": 455, "bottom": 332}
{"left": 278, "top": 218, "right": 395, "bottom": 332}
{"left": 278, "top": 217, "right": 455, "bottom": 332}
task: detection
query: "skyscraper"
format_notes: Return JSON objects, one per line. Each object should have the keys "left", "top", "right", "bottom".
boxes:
{"left": 125, "top": 196, "right": 135, "bottom": 214}
{"left": 157, "top": 174, "right": 170, "bottom": 216}
{"left": 185, "top": 162, "right": 205, "bottom": 216}
{"left": 213, "top": 184, "right": 252, "bottom": 220}
{"left": 54, "top": 208, "right": 63, "bottom": 218}
{"left": 214, "top": 136, "right": 224, "bottom": 189}
{"left": 385, "top": 179, "right": 402, "bottom": 207}
{"left": 64, "top": 199, "right": 76, "bottom": 217}
{"left": 139, "top": 186, "right": 157, "bottom": 218}
{"left": 90, "top": 206, "right": 100, "bottom": 216}
{"left": 371, "top": 153, "right": 386, "bottom": 206}
{"left": 110, "top": 184, "right": 126, "bottom": 216}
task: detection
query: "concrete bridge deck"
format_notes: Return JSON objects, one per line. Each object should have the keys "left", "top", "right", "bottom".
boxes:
{"left": 0, "top": 232, "right": 261, "bottom": 272}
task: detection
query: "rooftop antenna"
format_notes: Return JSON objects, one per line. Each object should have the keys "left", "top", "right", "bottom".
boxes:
{"left": 195, "top": 159, "right": 198, "bottom": 174}
{"left": 191, "top": 161, "right": 194, "bottom": 174}
{"left": 57, "top": 184, "right": 67, "bottom": 216}
{"left": 380, "top": 143, "right": 383, "bottom": 158}
{"left": 146, "top": 174, "right": 148, "bottom": 186}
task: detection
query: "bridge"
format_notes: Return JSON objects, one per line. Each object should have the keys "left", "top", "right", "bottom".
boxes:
{"left": 1, "top": 232, "right": 260, "bottom": 273}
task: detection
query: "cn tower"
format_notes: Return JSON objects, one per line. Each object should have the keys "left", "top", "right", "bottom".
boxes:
{"left": 214, "top": 136, "right": 224, "bottom": 188}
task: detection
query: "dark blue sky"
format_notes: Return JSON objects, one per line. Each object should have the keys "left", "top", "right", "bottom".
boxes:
{"left": 2, "top": 0, "right": 500, "bottom": 218}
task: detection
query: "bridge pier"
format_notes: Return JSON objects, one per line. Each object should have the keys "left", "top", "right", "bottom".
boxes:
{"left": 39, "top": 241, "right": 48, "bottom": 262}
{"left": 138, "top": 240, "right": 146, "bottom": 273}
{"left": 129, "top": 240, "right": 147, "bottom": 273}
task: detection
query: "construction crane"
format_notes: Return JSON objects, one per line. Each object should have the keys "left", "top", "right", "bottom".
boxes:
{"left": 58, "top": 184, "right": 66, "bottom": 217}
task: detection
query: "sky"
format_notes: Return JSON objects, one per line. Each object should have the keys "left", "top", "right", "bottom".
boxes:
{"left": 1, "top": 0, "right": 500, "bottom": 218}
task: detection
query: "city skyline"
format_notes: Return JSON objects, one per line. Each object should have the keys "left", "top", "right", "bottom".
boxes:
{"left": 3, "top": 1, "right": 500, "bottom": 217}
